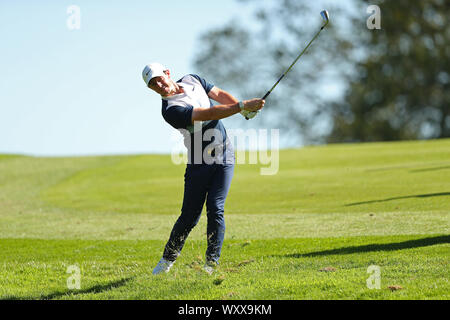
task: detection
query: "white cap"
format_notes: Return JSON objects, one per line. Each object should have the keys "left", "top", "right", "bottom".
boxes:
{"left": 142, "top": 63, "right": 167, "bottom": 85}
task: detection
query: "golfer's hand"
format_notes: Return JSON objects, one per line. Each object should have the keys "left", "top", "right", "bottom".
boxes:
{"left": 240, "top": 109, "right": 258, "bottom": 120}
{"left": 243, "top": 98, "right": 265, "bottom": 112}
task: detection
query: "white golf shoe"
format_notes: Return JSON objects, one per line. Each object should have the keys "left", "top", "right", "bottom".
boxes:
{"left": 203, "top": 260, "right": 217, "bottom": 275}
{"left": 152, "top": 258, "right": 175, "bottom": 275}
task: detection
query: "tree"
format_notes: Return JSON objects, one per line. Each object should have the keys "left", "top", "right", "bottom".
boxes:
{"left": 328, "top": 0, "right": 450, "bottom": 142}
{"left": 193, "top": 0, "right": 450, "bottom": 144}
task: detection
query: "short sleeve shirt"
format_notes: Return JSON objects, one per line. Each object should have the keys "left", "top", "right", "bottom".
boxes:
{"left": 161, "top": 74, "right": 234, "bottom": 165}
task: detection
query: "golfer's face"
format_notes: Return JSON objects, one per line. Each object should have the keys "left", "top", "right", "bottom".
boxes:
{"left": 148, "top": 75, "right": 173, "bottom": 96}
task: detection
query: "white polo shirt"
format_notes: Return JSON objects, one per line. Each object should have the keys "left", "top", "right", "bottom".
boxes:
{"left": 161, "top": 74, "right": 234, "bottom": 165}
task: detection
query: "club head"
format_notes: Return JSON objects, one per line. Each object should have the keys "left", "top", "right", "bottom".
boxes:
{"left": 320, "top": 10, "right": 329, "bottom": 26}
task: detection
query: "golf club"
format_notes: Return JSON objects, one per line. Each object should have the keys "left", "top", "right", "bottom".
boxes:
{"left": 245, "top": 10, "right": 330, "bottom": 120}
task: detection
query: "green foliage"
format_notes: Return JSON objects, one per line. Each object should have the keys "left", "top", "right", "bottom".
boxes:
{"left": 329, "top": 0, "right": 450, "bottom": 142}
{"left": 194, "top": 0, "right": 351, "bottom": 143}
{"left": 194, "top": 0, "right": 450, "bottom": 143}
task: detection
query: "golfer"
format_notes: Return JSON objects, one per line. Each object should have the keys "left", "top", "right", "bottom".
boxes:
{"left": 142, "top": 63, "right": 264, "bottom": 274}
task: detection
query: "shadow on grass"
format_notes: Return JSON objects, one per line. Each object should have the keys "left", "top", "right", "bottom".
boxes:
{"left": 1, "top": 277, "right": 134, "bottom": 300}
{"left": 365, "top": 164, "right": 413, "bottom": 172}
{"left": 410, "top": 165, "right": 450, "bottom": 173}
{"left": 366, "top": 164, "right": 450, "bottom": 173}
{"left": 280, "top": 235, "right": 450, "bottom": 258}
{"left": 345, "top": 192, "right": 450, "bottom": 206}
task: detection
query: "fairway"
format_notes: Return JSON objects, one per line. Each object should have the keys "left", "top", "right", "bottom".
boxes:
{"left": 1, "top": 139, "right": 449, "bottom": 299}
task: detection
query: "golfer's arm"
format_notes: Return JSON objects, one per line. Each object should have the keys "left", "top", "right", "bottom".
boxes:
{"left": 191, "top": 103, "right": 241, "bottom": 121}
{"left": 207, "top": 87, "right": 238, "bottom": 104}
{"left": 191, "top": 87, "right": 241, "bottom": 122}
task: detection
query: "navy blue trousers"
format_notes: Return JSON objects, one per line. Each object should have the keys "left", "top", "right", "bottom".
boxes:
{"left": 163, "top": 163, "right": 234, "bottom": 263}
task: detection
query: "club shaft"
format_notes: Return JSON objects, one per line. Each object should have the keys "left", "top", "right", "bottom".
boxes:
{"left": 262, "top": 24, "right": 327, "bottom": 100}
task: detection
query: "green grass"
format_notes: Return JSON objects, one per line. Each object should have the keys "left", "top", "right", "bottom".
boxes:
{"left": 0, "top": 139, "right": 449, "bottom": 299}
{"left": 38, "top": 139, "right": 450, "bottom": 215}
{"left": 1, "top": 236, "right": 448, "bottom": 300}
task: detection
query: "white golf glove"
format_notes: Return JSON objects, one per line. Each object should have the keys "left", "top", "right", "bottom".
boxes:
{"left": 240, "top": 110, "right": 258, "bottom": 120}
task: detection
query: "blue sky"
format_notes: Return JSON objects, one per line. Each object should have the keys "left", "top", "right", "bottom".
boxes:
{"left": 0, "top": 0, "right": 257, "bottom": 156}
{"left": 1, "top": 1, "right": 348, "bottom": 156}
